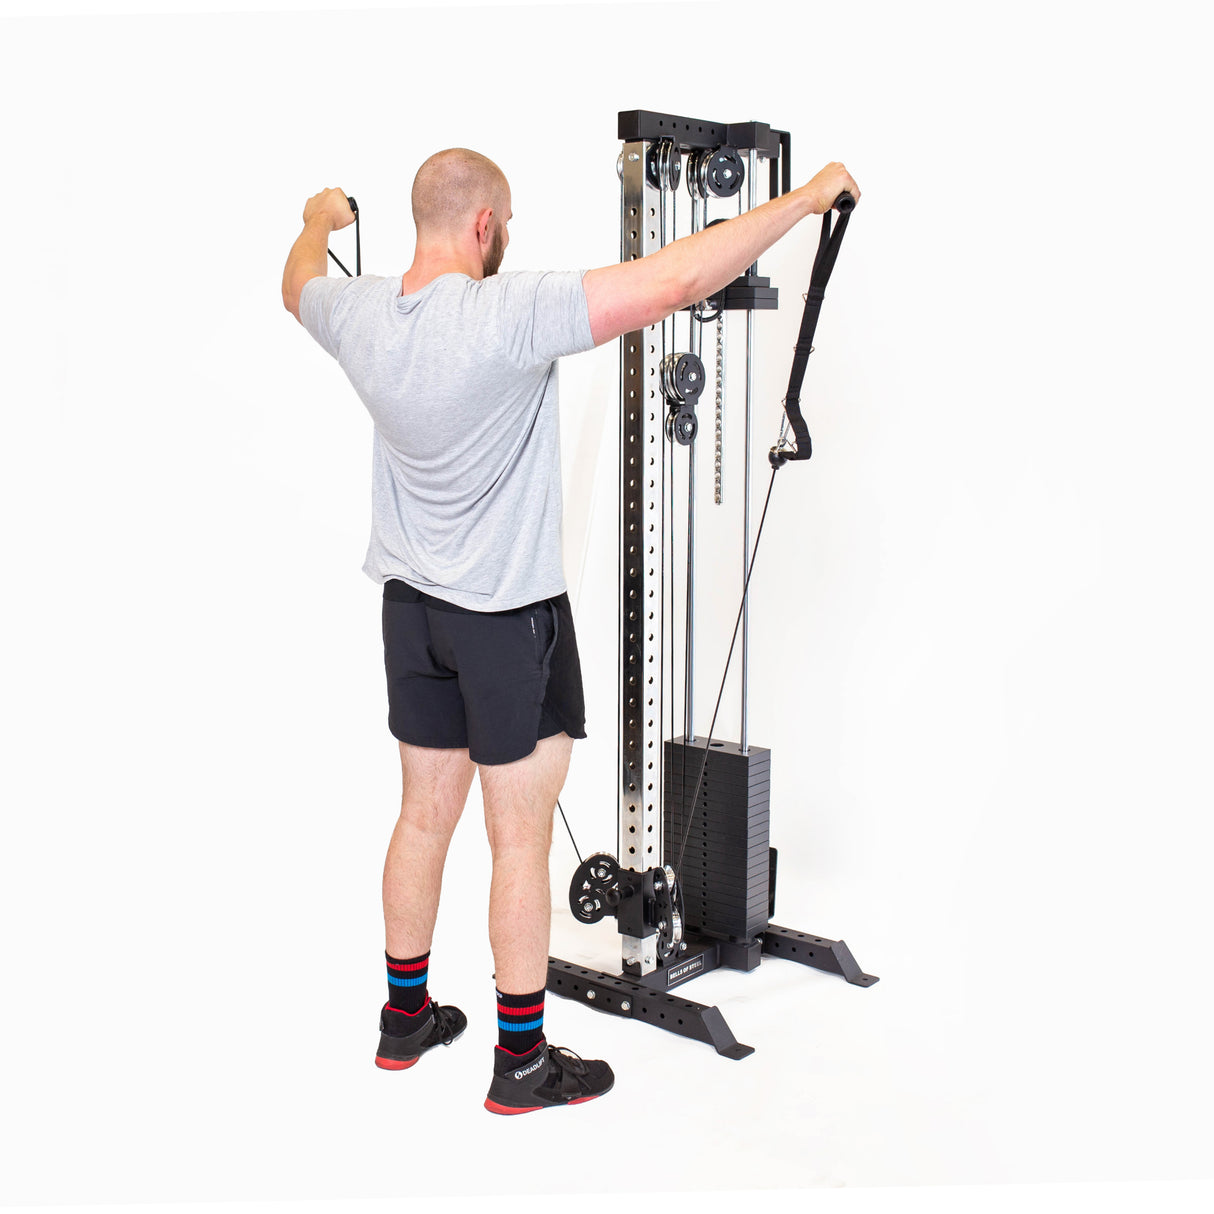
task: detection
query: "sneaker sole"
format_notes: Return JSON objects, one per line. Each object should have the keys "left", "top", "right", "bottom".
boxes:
{"left": 375, "top": 1055, "right": 421, "bottom": 1070}
{"left": 483, "top": 1091, "right": 608, "bottom": 1115}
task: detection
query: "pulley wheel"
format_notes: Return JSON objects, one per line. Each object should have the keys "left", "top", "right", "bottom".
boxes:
{"left": 685, "top": 148, "right": 706, "bottom": 200}
{"left": 666, "top": 406, "right": 698, "bottom": 447}
{"left": 704, "top": 146, "right": 745, "bottom": 198}
{"left": 568, "top": 852, "right": 620, "bottom": 925}
{"left": 660, "top": 351, "right": 706, "bottom": 406}
{"left": 654, "top": 864, "right": 685, "bottom": 963}
{"left": 646, "top": 138, "right": 682, "bottom": 193}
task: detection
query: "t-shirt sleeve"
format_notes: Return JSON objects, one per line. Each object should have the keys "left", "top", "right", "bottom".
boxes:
{"left": 495, "top": 270, "right": 596, "bottom": 368}
{"left": 299, "top": 275, "right": 358, "bottom": 359}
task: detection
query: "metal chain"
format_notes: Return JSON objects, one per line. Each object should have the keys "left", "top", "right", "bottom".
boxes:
{"left": 714, "top": 313, "right": 725, "bottom": 504}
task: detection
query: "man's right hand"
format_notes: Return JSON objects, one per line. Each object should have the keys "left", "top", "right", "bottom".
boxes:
{"left": 302, "top": 187, "right": 356, "bottom": 233}
{"left": 585, "top": 157, "right": 861, "bottom": 347}
{"left": 800, "top": 162, "right": 861, "bottom": 214}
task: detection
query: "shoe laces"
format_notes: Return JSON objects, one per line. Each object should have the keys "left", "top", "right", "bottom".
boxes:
{"left": 547, "top": 1045, "right": 589, "bottom": 1079}
{"left": 430, "top": 1002, "right": 459, "bottom": 1046}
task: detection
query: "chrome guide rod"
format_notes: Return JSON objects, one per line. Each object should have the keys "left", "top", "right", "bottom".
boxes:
{"left": 686, "top": 173, "right": 697, "bottom": 744}
{"left": 741, "top": 147, "right": 757, "bottom": 755}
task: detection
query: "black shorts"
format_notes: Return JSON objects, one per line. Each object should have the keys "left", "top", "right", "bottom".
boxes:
{"left": 381, "top": 580, "right": 587, "bottom": 766}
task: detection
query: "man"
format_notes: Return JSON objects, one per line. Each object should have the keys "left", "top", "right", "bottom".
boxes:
{"left": 282, "top": 147, "right": 859, "bottom": 1114}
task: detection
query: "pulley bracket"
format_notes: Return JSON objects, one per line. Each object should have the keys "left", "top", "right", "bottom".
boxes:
{"left": 568, "top": 856, "right": 685, "bottom": 965}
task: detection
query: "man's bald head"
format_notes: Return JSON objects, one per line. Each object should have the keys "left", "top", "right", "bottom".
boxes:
{"left": 411, "top": 148, "right": 510, "bottom": 240}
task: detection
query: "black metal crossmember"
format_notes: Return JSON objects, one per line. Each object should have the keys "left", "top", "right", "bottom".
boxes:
{"left": 546, "top": 958, "right": 754, "bottom": 1059}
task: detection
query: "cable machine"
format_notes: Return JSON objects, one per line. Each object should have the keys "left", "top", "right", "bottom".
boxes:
{"left": 546, "top": 109, "right": 877, "bottom": 1059}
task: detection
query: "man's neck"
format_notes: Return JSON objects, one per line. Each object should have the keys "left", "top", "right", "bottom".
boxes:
{"left": 401, "top": 244, "right": 483, "bottom": 296}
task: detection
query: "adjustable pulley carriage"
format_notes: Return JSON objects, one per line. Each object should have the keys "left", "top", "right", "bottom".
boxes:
{"left": 546, "top": 109, "right": 877, "bottom": 1058}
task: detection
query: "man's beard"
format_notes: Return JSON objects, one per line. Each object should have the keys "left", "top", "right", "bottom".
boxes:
{"left": 482, "top": 224, "right": 505, "bottom": 278}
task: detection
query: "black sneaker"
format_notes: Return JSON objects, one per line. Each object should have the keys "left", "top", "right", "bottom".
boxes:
{"left": 484, "top": 1039, "right": 614, "bottom": 1114}
{"left": 374, "top": 999, "right": 466, "bottom": 1071}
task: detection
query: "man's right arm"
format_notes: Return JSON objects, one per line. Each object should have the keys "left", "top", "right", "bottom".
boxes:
{"left": 582, "top": 161, "right": 859, "bottom": 347}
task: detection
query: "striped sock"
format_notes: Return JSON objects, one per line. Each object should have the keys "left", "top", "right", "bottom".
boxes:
{"left": 386, "top": 951, "right": 429, "bottom": 1016}
{"left": 496, "top": 987, "right": 545, "bottom": 1054}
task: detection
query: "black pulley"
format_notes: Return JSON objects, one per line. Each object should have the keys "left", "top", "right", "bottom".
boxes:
{"left": 660, "top": 351, "right": 705, "bottom": 405}
{"left": 704, "top": 146, "right": 745, "bottom": 198}
{"left": 666, "top": 406, "right": 698, "bottom": 447}
{"left": 568, "top": 852, "right": 620, "bottom": 924}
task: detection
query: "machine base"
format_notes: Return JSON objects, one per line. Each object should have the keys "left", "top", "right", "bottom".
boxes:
{"left": 548, "top": 922, "right": 878, "bottom": 1057}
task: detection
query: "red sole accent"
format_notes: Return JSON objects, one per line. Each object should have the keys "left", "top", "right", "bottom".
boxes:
{"left": 483, "top": 1094, "right": 601, "bottom": 1115}
{"left": 484, "top": 1099, "right": 542, "bottom": 1115}
{"left": 375, "top": 1055, "right": 419, "bottom": 1070}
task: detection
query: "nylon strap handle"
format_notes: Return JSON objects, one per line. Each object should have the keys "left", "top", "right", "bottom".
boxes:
{"left": 326, "top": 195, "right": 360, "bottom": 277}
{"left": 773, "top": 191, "right": 854, "bottom": 465}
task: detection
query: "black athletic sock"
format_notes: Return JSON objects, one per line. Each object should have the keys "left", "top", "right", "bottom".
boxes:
{"left": 386, "top": 951, "right": 430, "bottom": 1016}
{"left": 496, "top": 987, "right": 545, "bottom": 1054}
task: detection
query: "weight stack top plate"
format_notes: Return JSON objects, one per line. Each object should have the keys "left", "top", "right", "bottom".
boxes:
{"left": 663, "top": 737, "right": 770, "bottom": 942}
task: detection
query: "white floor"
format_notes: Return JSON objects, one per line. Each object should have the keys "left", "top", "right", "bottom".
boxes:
{"left": 3, "top": 770, "right": 1211, "bottom": 1210}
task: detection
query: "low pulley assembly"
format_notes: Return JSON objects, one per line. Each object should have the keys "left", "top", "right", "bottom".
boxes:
{"left": 569, "top": 854, "right": 685, "bottom": 966}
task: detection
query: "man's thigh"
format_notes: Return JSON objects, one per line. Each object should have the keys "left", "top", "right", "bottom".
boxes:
{"left": 479, "top": 732, "right": 573, "bottom": 849}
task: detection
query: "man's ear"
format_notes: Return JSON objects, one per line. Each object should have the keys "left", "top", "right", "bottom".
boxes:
{"left": 475, "top": 206, "right": 494, "bottom": 248}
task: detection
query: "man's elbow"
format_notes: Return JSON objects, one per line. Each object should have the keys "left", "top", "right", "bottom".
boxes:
{"left": 282, "top": 276, "right": 305, "bottom": 324}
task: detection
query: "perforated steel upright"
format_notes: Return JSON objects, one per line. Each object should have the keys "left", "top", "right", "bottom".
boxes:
{"left": 617, "top": 141, "right": 665, "bottom": 976}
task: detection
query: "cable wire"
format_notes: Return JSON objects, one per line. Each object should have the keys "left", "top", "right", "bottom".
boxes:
{"left": 674, "top": 466, "right": 779, "bottom": 874}
{"left": 556, "top": 798, "right": 582, "bottom": 866}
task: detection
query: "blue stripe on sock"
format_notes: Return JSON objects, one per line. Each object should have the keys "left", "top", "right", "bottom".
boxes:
{"left": 388, "top": 973, "right": 428, "bottom": 987}
{"left": 498, "top": 1016, "right": 544, "bottom": 1032}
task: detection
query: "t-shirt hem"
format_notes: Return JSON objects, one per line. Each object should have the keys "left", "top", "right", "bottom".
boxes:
{"left": 367, "top": 566, "right": 567, "bottom": 614}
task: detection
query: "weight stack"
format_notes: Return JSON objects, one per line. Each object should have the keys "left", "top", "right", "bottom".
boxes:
{"left": 663, "top": 737, "right": 770, "bottom": 942}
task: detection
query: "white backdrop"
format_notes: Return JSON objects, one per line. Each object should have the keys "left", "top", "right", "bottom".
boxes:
{"left": 2, "top": 1, "right": 1212, "bottom": 1210}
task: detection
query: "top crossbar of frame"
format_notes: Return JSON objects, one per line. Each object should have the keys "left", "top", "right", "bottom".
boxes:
{"left": 617, "top": 109, "right": 791, "bottom": 197}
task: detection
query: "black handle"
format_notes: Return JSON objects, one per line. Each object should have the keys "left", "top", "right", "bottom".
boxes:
{"left": 834, "top": 191, "right": 855, "bottom": 214}
{"left": 346, "top": 195, "right": 359, "bottom": 214}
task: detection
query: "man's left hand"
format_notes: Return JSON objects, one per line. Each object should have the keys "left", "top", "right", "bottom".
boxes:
{"left": 303, "top": 187, "right": 355, "bottom": 233}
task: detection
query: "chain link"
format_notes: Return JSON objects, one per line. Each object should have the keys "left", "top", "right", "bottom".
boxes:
{"left": 714, "top": 314, "right": 725, "bottom": 504}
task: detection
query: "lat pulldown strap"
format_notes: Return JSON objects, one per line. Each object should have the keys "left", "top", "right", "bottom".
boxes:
{"left": 772, "top": 191, "right": 854, "bottom": 465}
{"left": 326, "top": 195, "right": 360, "bottom": 277}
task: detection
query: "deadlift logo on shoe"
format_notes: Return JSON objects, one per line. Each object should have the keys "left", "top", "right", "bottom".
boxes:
{"left": 513, "top": 1057, "right": 545, "bottom": 1081}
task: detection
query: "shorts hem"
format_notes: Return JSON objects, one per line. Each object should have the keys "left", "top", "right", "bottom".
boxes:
{"left": 388, "top": 727, "right": 469, "bottom": 751}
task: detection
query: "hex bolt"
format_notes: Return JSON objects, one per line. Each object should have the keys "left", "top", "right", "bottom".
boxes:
{"left": 586, "top": 990, "right": 596, "bottom": 1001}
{"left": 621, "top": 1000, "right": 631, "bottom": 1012}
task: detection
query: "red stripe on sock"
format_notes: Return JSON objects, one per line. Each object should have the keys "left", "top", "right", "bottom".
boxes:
{"left": 497, "top": 1001, "right": 545, "bottom": 1016}
{"left": 387, "top": 959, "right": 429, "bottom": 972}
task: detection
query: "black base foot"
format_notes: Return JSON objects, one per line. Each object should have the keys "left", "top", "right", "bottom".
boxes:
{"left": 761, "top": 924, "right": 879, "bottom": 986}
{"left": 546, "top": 957, "right": 755, "bottom": 1058}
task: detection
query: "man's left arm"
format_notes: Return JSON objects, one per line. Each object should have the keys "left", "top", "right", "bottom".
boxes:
{"left": 282, "top": 187, "right": 355, "bottom": 322}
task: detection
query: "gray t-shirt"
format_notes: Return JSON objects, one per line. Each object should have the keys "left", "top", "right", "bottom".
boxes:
{"left": 300, "top": 269, "right": 595, "bottom": 610}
